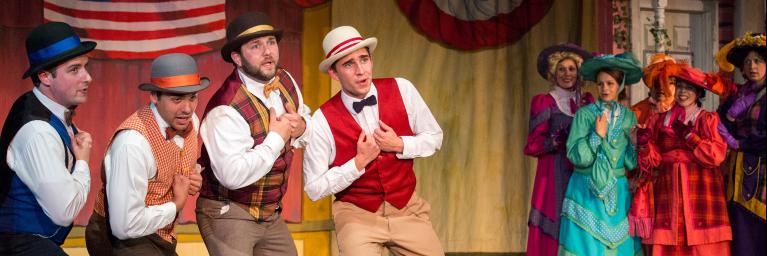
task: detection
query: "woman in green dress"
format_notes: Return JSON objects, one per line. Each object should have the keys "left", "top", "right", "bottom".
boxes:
{"left": 558, "top": 53, "right": 643, "bottom": 256}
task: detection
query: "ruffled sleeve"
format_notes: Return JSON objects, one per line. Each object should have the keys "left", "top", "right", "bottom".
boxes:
{"left": 566, "top": 105, "right": 600, "bottom": 168}
{"left": 686, "top": 111, "right": 727, "bottom": 168}
{"left": 638, "top": 113, "right": 662, "bottom": 171}
{"left": 524, "top": 94, "right": 556, "bottom": 157}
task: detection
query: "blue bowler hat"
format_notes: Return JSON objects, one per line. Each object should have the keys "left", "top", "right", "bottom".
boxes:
{"left": 23, "top": 22, "right": 96, "bottom": 79}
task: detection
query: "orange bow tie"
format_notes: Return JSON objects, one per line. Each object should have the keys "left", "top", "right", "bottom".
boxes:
{"left": 165, "top": 127, "right": 191, "bottom": 140}
{"left": 263, "top": 76, "right": 281, "bottom": 97}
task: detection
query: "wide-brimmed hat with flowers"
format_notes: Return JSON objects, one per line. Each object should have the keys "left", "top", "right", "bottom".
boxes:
{"left": 716, "top": 32, "right": 766, "bottom": 72}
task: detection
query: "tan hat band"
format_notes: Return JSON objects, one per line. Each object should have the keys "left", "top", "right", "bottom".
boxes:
{"left": 237, "top": 25, "right": 275, "bottom": 38}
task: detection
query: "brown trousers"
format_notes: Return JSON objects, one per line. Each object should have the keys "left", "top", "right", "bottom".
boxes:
{"left": 333, "top": 193, "right": 444, "bottom": 255}
{"left": 84, "top": 213, "right": 177, "bottom": 256}
{"left": 195, "top": 197, "right": 297, "bottom": 256}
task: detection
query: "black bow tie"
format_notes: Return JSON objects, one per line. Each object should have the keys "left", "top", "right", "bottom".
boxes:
{"left": 352, "top": 95, "right": 377, "bottom": 113}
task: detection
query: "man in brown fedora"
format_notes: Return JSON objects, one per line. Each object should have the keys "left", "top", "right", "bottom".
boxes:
{"left": 84, "top": 53, "right": 208, "bottom": 256}
{"left": 303, "top": 26, "right": 444, "bottom": 255}
{"left": 195, "top": 12, "right": 311, "bottom": 255}
{"left": 0, "top": 22, "right": 95, "bottom": 256}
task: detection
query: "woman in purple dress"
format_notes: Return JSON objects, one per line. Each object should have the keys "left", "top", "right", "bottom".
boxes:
{"left": 524, "top": 44, "right": 594, "bottom": 256}
{"left": 716, "top": 32, "right": 766, "bottom": 256}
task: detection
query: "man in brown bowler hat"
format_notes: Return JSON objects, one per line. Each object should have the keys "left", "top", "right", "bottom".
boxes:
{"left": 195, "top": 12, "right": 312, "bottom": 255}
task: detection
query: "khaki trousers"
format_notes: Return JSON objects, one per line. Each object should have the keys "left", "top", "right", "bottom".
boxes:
{"left": 195, "top": 197, "right": 297, "bottom": 256}
{"left": 333, "top": 193, "right": 444, "bottom": 255}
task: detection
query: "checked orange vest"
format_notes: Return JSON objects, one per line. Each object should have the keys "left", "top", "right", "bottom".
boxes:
{"left": 320, "top": 78, "right": 416, "bottom": 212}
{"left": 93, "top": 106, "right": 198, "bottom": 242}
{"left": 198, "top": 69, "right": 298, "bottom": 221}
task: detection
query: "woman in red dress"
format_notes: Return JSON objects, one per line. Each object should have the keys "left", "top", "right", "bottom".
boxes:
{"left": 637, "top": 63, "right": 731, "bottom": 255}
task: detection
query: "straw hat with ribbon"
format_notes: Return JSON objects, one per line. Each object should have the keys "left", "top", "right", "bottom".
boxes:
{"left": 319, "top": 26, "right": 378, "bottom": 73}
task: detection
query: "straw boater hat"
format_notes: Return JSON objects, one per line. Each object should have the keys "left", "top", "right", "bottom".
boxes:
{"left": 23, "top": 22, "right": 96, "bottom": 78}
{"left": 536, "top": 43, "right": 593, "bottom": 80}
{"left": 580, "top": 52, "right": 643, "bottom": 87}
{"left": 319, "top": 26, "right": 378, "bottom": 73}
{"left": 139, "top": 53, "right": 210, "bottom": 94}
{"left": 220, "top": 12, "right": 283, "bottom": 63}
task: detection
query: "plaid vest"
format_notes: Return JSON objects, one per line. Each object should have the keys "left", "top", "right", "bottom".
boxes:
{"left": 320, "top": 78, "right": 416, "bottom": 212}
{"left": 199, "top": 69, "right": 299, "bottom": 221}
{"left": 93, "top": 106, "right": 198, "bottom": 242}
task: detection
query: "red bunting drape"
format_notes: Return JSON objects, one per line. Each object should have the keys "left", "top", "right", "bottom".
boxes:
{"left": 396, "top": 0, "right": 554, "bottom": 50}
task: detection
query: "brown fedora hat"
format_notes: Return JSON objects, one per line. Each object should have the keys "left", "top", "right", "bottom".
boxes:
{"left": 220, "top": 12, "right": 282, "bottom": 63}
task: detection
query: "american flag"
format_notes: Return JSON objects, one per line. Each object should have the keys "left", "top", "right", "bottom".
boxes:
{"left": 43, "top": 0, "right": 226, "bottom": 60}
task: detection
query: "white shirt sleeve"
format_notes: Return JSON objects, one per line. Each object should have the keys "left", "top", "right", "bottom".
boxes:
{"left": 104, "top": 130, "right": 176, "bottom": 240}
{"left": 6, "top": 121, "right": 90, "bottom": 226}
{"left": 285, "top": 71, "right": 313, "bottom": 149}
{"left": 302, "top": 110, "right": 365, "bottom": 201}
{"left": 394, "top": 78, "right": 443, "bottom": 159}
{"left": 200, "top": 105, "right": 286, "bottom": 190}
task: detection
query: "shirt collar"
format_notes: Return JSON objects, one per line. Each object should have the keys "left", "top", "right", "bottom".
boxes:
{"left": 150, "top": 103, "right": 170, "bottom": 138}
{"left": 32, "top": 87, "right": 70, "bottom": 126}
{"left": 237, "top": 68, "right": 275, "bottom": 98}
{"left": 340, "top": 83, "right": 377, "bottom": 115}
{"left": 549, "top": 86, "right": 577, "bottom": 116}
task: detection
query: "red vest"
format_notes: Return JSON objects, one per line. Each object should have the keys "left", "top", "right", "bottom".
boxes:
{"left": 319, "top": 78, "right": 415, "bottom": 212}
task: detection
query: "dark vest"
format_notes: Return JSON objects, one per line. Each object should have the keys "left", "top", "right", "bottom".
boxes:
{"left": 0, "top": 91, "right": 77, "bottom": 245}
{"left": 319, "top": 78, "right": 416, "bottom": 212}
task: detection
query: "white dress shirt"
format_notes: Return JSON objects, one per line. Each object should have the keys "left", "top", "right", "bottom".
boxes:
{"left": 6, "top": 87, "right": 90, "bottom": 227}
{"left": 104, "top": 104, "right": 199, "bottom": 240}
{"left": 303, "top": 77, "right": 443, "bottom": 201}
{"left": 200, "top": 69, "right": 312, "bottom": 190}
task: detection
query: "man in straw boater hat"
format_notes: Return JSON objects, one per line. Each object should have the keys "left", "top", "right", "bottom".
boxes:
{"left": 84, "top": 53, "right": 208, "bottom": 255}
{"left": 303, "top": 26, "right": 444, "bottom": 255}
{"left": 195, "top": 12, "right": 311, "bottom": 255}
{"left": 0, "top": 22, "right": 95, "bottom": 255}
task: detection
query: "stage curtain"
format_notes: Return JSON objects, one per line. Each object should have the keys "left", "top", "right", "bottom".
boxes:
{"left": 330, "top": 0, "right": 597, "bottom": 252}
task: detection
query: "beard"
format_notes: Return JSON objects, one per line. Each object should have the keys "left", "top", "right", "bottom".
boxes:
{"left": 241, "top": 56, "right": 277, "bottom": 82}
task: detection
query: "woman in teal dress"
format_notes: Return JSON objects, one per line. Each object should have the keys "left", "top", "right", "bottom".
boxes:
{"left": 559, "top": 53, "right": 643, "bottom": 256}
